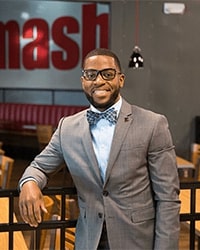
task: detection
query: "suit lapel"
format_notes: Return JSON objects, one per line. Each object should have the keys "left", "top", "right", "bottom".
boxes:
{"left": 104, "top": 100, "right": 133, "bottom": 185}
{"left": 81, "top": 111, "right": 103, "bottom": 185}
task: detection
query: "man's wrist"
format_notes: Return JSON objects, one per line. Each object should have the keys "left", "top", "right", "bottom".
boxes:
{"left": 18, "top": 178, "right": 37, "bottom": 191}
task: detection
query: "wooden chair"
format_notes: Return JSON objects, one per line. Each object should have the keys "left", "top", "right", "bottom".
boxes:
{"left": 49, "top": 214, "right": 76, "bottom": 250}
{"left": 194, "top": 157, "right": 200, "bottom": 180}
{"left": 55, "top": 195, "right": 79, "bottom": 220}
{"left": 191, "top": 143, "right": 200, "bottom": 165}
{"left": 36, "top": 125, "right": 53, "bottom": 151}
{"left": 0, "top": 149, "right": 5, "bottom": 155}
{"left": 49, "top": 195, "right": 78, "bottom": 249}
{"left": 0, "top": 155, "right": 14, "bottom": 189}
{"left": 30, "top": 195, "right": 54, "bottom": 249}
{"left": 191, "top": 143, "right": 200, "bottom": 179}
{"left": 0, "top": 141, "right": 5, "bottom": 156}
{"left": 40, "top": 195, "right": 54, "bottom": 249}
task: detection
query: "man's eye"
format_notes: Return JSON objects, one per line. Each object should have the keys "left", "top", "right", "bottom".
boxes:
{"left": 103, "top": 72, "right": 113, "bottom": 78}
{"left": 88, "top": 73, "right": 95, "bottom": 77}
{"left": 87, "top": 72, "right": 96, "bottom": 78}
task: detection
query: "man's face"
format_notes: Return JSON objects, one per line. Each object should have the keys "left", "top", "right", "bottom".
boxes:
{"left": 81, "top": 55, "right": 125, "bottom": 111}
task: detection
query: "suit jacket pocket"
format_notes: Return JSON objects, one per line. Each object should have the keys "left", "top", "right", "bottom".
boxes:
{"left": 131, "top": 206, "right": 155, "bottom": 223}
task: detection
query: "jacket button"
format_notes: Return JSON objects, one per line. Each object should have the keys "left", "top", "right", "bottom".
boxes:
{"left": 103, "top": 190, "right": 109, "bottom": 196}
{"left": 98, "top": 213, "right": 103, "bottom": 218}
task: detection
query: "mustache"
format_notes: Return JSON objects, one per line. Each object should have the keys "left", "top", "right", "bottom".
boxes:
{"left": 91, "top": 83, "right": 113, "bottom": 93}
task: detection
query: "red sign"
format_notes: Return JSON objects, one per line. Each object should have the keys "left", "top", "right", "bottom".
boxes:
{"left": 0, "top": 1, "right": 109, "bottom": 89}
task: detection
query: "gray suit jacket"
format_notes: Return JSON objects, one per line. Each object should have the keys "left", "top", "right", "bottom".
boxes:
{"left": 19, "top": 99, "right": 180, "bottom": 250}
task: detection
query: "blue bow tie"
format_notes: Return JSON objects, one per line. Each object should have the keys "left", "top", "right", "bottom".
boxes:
{"left": 87, "top": 108, "right": 117, "bottom": 126}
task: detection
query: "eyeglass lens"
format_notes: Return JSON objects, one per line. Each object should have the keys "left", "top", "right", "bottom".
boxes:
{"left": 83, "top": 68, "right": 117, "bottom": 81}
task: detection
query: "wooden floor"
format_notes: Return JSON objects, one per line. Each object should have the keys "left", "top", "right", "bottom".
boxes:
{"left": 7, "top": 158, "right": 199, "bottom": 249}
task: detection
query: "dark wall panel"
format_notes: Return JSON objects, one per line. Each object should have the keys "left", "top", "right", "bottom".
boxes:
{"left": 111, "top": 0, "right": 199, "bottom": 159}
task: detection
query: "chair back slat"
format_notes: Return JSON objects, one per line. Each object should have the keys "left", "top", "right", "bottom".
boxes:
{"left": 190, "top": 143, "right": 200, "bottom": 179}
{"left": 0, "top": 155, "right": 14, "bottom": 189}
{"left": 36, "top": 124, "right": 53, "bottom": 151}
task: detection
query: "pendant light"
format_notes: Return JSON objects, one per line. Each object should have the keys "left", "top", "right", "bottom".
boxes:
{"left": 128, "top": 0, "right": 144, "bottom": 68}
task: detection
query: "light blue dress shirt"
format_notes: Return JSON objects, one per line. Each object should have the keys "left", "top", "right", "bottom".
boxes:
{"left": 89, "top": 97, "right": 122, "bottom": 182}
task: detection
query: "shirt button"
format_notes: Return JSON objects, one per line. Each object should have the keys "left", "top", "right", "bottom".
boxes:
{"left": 103, "top": 190, "right": 109, "bottom": 196}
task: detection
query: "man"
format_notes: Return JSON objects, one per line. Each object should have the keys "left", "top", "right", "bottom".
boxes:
{"left": 18, "top": 48, "right": 180, "bottom": 250}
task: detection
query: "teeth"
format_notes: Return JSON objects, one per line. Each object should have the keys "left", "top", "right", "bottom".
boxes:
{"left": 94, "top": 90, "right": 107, "bottom": 93}
{"left": 92, "top": 89, "right": 109, "bottom": 95}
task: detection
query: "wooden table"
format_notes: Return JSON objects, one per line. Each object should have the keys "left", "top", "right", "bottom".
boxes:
{"left": 176, "top": 156, "right": 195, "bottom": 178}
{"left": 0, "top": 197, "right": 28, "bottom": 250}
{"left": 176, "top": 156, "right": 195, "bottom": 169}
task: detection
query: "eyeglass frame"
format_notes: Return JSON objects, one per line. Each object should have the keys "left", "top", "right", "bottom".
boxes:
{"left": 82, "top": 68, "right": 121, "bottom": 81}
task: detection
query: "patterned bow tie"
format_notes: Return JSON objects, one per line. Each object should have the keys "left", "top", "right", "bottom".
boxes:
{"left": 87, "top": 108, "right": 117, "bottom": 126}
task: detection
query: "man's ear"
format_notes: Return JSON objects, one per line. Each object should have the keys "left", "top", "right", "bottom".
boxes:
{"left": 81, "top": 76, "right": 85, "bottom": 90}
{"left": 119, "top": 74, "right": 125, "bottom": 88}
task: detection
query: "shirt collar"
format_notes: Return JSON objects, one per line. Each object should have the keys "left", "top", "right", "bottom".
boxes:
{"left": 90, "top": 96, "right": 122, "bottom": 117}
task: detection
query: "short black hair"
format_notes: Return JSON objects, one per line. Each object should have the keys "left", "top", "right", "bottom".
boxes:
{"left": 83, "top": 48, "right": 122, "bottom": 71}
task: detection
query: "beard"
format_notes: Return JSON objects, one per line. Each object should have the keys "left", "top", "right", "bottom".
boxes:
{"left": 84, "top": 88, "right": 120, "bottom": 110}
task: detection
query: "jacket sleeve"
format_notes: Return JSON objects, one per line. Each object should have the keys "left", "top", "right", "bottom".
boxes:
{"left": 147, "top": 115, "right": 180, "bottom": 250}
{"left": 18, "top": 118, "right": 65, "bottom": 190}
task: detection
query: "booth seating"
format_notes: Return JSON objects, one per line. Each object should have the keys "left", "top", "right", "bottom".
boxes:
{"left": 0, "top": 103, "right": 88, "bottom": 158}
{"left": 0, "top": 102, "right": 87, "bottom": 134}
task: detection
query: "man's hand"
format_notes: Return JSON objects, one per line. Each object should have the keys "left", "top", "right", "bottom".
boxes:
{"left": 19, "top": 181, "right": 47, "bottom": 227}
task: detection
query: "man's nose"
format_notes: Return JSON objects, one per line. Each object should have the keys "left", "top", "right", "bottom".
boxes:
{"left": 95, "top": 72, "right": 104, "bottom": 82}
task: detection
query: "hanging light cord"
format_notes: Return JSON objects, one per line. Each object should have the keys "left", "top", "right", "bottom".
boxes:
{"left": 134, "top": 0, "right": 139, "bottom": 46}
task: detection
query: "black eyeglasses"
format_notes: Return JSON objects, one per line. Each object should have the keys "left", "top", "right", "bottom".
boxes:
{"left": 82, "top": 68, "right": 121, "bottom": 81}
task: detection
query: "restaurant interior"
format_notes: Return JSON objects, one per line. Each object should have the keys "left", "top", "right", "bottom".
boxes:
{"left": 1, "top": 0, "right": 200, "bottom": 249}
